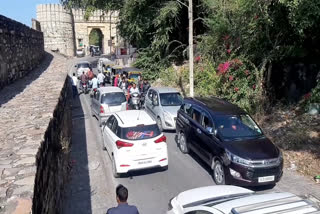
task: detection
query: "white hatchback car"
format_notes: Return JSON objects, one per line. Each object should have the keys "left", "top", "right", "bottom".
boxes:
{"left": 91, "top": 87, "right": 127, "bottom": 126}
{"left": 101, "top": 110, "right": 168, "bottom": 177}
{"left": 167, "top": 185, "right": 320, "bottom": 214}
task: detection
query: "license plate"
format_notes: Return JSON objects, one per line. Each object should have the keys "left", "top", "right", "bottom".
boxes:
{"left": 258, "top": 175, "right": 275, "bottom": 183}
{"left": 138, "top": 160, "right": 152, "bottom": 165}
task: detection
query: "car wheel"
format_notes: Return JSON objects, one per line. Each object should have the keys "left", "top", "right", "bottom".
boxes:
{"left": 213, "top": 160, "right": 226, "bottom": 185}
{"left": 178, "top": 132, "right": 189, "bottom": 154}
{"left": 112, "top": 156, "right": 120, "bottom": 178}
{"left": 157, "top": 117, "right": 163, "bottom": 132}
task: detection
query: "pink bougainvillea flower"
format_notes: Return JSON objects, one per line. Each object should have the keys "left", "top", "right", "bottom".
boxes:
{"left": 244, "top": 70, "right": 250, "bottom": 76}
{"left": 227, "top": 49, "right": 231, "bottom": 54}
{"left": 252, "top": 84, "right": 256, "bottom": 90}
{"left": 195, "top": 56, "right": 201, "bottom": 62}
{"left": 218, "top": 61, "right": 231, "bottom": 75}
{"left": 234, "top": 87, "right": 239, "bottom": 92}
{"left": 229, "top": 75, "right": 234, "bottom": 81}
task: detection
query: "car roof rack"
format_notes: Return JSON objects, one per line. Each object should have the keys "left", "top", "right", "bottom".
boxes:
{"left": 231, "top": 195, "right": 320, "bottom": 214}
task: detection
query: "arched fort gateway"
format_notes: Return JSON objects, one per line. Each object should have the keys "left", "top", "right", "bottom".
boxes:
{"left": 36, "top": 4, "right": 120, "bottom": 56}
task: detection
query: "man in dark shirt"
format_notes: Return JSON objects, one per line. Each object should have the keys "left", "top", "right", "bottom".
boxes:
{"left": 106, "top": 184, "right": 139, "bottom": 214}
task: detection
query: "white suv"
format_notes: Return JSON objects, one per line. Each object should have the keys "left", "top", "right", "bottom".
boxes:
{"left": 168, "top": 185, "right": 320, "bottom": 214}
{"left": 101, "top": 110, "right": 168, "bottom": 177}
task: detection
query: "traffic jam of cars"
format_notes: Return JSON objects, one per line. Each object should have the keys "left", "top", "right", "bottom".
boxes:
{"left": 74, "top": 58, "right": 320, "bottom": 214}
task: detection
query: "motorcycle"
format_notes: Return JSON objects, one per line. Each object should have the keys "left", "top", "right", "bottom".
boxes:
{"left": 81, "top": 82, "right": 89, "bottom": 94}
{"left": 130, "top": 92, "right": 141, "bottom": 110}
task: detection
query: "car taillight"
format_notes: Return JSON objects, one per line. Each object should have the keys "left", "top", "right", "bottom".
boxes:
{"left": 116, "top": 140, "right": 133, "bottom": 149}
{"left": 100, "top": 105, "right": 104, "bottom": 113}
{"left": 155, "top": 135, "right": 166, "bottom": 143}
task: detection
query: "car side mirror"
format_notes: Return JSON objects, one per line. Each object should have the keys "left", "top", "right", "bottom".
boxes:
{"left": 152, "top": 100, "right": 159, "bottom": 106}
{"left": 206, "top": 127, "right": 214, "bottom": 134}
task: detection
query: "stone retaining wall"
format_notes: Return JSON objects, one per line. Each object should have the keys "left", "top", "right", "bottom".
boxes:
{"left": 0, "top": 15, "right": 44, "bottom": 90}
{"left": 0, "top": 52, "right": 71, "bottom": 214}
{"left": 32, "top": 77, "right": 72, "bottom": 214}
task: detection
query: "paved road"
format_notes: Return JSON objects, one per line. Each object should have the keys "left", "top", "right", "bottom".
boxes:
{"left": 63, "top": 56, "right": 320, "bottom": 214}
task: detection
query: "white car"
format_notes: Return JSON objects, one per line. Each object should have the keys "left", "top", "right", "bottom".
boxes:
{"left": 91, "top": 87, "right": 127, "bottom": 126}
{"left": 168, "top": 185, "right": 320, "bottom": 214}
{"left": 75, "top": 61, "right": 91, "bottom": 78}
{"left": 101, "top": 110, "right": 168, "bottom": 178}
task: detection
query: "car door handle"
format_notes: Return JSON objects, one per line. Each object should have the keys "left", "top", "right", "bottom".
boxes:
{"left": 196, "top": 128, "right": 202, "bottom": 134}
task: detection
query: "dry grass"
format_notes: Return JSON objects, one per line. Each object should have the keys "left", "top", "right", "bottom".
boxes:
{"left": 256, "top": 106, "right": 320, "bottom": 180}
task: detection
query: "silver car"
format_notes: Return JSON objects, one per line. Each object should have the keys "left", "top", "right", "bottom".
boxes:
{"left": 75, "top": 61, "right": 91, "bottom": 78}
{"left": 91, "top": 87, "right": 127, "bottom": 126}
{"left": 144, "top": 87, "right": 183, "bottom": 131}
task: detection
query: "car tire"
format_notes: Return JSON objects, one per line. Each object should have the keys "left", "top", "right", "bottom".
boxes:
{"left": 213, "top": 160, "right": 226, "bottom": 185}
{"left": 112, "top": 156, "right": 120, "bottom": 178}
{"left": 178, "top": 132, "right": 189, "bottom": 154}
{"left": 157, "top": 117, "right": 163, "bottom": 132}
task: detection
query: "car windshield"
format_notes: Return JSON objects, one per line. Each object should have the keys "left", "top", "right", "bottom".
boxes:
{"left": 215, "top": 114, "right": 263, "bottom": 140}
{"left": 121, "top": 124, "right": 161, "bottom": 141}
{"left": 101, "top": 92, "right": 126, "bottom": 105}
{"left": 78, "top": 63, "right": 90, "bottom": 68}
{"left": 160, "top": 93, "right": 183, "bottom": 106}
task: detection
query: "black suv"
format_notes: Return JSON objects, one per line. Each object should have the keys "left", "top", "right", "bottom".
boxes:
{"left": 176, "top": 97, "right": 283, "bottom": 186}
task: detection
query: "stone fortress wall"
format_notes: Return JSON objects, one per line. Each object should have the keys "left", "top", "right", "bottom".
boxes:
{"left": 0, "top": 15, "right": 44, "bottom": 90}
{"left": 36, "top": 4, "right": 119, "bottom": 56}
{"left": 36, "top": 4, "right": 75, "bottom": 56}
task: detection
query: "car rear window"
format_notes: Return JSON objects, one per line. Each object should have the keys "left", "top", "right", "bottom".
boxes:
{"left": 101, "top": 92, "right": 126, "bottom": 105}
{"left": 78, "top": 63, "right": 90, "bottom": 68}
{"left": 120, "top": 124, "right": 161, "bottom": 140}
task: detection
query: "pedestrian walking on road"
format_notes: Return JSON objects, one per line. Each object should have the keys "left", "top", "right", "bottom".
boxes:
{"left": 106, "top": 184, "right": 139, "bottom": 214}
{"left": 97, "top": 71, "right": 105, "bottom": 87}
{"left": 71, "top": 73, "right": 78, "bottom": 98}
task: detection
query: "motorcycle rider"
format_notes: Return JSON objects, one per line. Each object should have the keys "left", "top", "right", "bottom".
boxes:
{"left": 129, "top": 83, "right": 140, "bottom": 108}
{"left": 80, "top": 71, "right": 88, "bottom": 92}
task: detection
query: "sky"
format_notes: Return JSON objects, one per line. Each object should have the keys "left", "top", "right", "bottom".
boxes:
{"left": 0, "top": 0, "right": 60, "bottom": 27}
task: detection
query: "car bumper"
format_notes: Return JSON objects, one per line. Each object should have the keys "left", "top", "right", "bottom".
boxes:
{"left": 115, "top": 153, "right": 168, "bottom": 174}
{"left": 224, "top": 162, "right": 283, "bottom": 186}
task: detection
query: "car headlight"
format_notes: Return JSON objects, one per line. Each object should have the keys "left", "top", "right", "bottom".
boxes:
{"left": 163, "top": 111, "right": 172, "bottom": 123}
{"left": 277, "top": 150, "right": 283, "bottom": 164}
{"left": 226, "top": 150, "right": 251, "bottom": 166}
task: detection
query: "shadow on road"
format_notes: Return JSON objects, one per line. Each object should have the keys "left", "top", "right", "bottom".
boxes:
{"left": 0, "top": 52, "right": 53, "bottom": 107}
{"left": 62, "top": 92, "right": 92, "bottom": 213}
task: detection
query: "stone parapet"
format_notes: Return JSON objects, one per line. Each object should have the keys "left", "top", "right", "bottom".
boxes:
{"left": 0, "top": 15, "right": 44, "bottom": 90}
{"left": 0, "top": 51, "right": 71, "bottom": 214}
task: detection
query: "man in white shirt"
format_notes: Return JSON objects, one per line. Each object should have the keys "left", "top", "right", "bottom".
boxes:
{"left": 129, "top": 83, "right": 140, "bottom": 95}
{"left": 71, "top": 73, "right": 78, "bottom": 98}
{"left": 97, "top": 71, "right": 105, "bottom": 87}
{"left": 91, "top": 75, "right": 98, "bottom": 90}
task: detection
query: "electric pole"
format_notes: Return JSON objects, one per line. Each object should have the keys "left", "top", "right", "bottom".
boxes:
{"left": 188, "top": 0, "right": 194, "bottom": 97}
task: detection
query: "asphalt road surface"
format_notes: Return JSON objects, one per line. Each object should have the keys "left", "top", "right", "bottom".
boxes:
{"left": 63, "top": 56, "right": 320, "bottom": 214}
